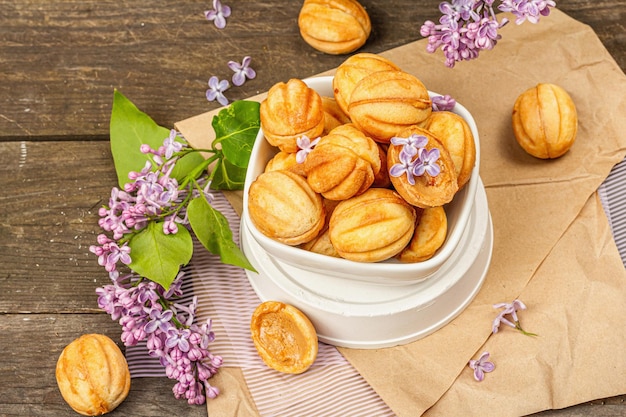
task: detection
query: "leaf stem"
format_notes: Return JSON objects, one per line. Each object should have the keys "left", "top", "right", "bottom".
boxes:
{"left": 180, "top": 153, "right": 222, "bottom": 189}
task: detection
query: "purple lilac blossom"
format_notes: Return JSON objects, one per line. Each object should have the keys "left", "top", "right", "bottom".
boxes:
{"left": 162, "top": 129, "right": 184, "bottom": 159}
{"left": 468, "top": 352, "right": 495, "bottom": 381}
{"left": 499, "top": 0, "right": 555, "bottom": 24}
{"left": 390, "top": 133, "right": 428, "bottom": 150}
{"left": 389, "top": 145, "right": 419, "bottom": 185}
{"left": 295, "top": 135, "right": 321, "bottom": 163}
{"left": 206, "top": 76, "right": 230, "bottom": 106}
{"left": 95, "top": 272, "right": 222, "bottom": 404}
{"left": 492, "top": 299, "right": 537, "bottom": 335}
{"left": 431, "top": 94, "right": 457, "bottom": 111}
{"left": 228, "top": 56, "right": 256, "bottom": 87}
{"left": 413, "top": 148, "right": 442, "bottom": 177}
{"left": 389, "top": 135, "right": 441, "bottom": 183}
{"left": 92, "top": 134, "right": 191, "bottom": 303}
{"left": 204, "top": 0, "right": 231, "bottom": 29}
{"left": 421, "top": 0, "right": 554, "bottom": 67}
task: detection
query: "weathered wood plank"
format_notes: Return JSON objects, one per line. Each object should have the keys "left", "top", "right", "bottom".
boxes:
{"left": 1, "top": 0, "right": 623, "bottom": 140}
{"left": 0, "top": 140, "right": 118, "bottom": 312}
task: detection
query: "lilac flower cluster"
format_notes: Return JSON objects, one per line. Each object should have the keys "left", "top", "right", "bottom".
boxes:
{"left": 96, "top": 272, "right": 223, "bottom": 404}
{"left": 389, "top": 134, "right": 441, "bottom": 185}
{"left": 90, "top": 130, "right": 196, "bottom": 279}
{"left": 421, "top": 0, "right": 555, "bottom": 67}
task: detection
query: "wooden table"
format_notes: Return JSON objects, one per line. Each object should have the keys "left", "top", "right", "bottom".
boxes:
{"left": 1, "top": 1, "right": 624, "bottom": 416}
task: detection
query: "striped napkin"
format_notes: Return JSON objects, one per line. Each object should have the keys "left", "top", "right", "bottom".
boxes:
{"left": 127, "top": 155, "right": 626, "bottom": 415}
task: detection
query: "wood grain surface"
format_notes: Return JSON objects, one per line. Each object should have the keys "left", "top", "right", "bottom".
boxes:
{"left": 1, "top": 1, "right": 624, "bottom": 416}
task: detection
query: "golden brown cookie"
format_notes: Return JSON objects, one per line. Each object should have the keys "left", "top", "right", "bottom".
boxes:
{"left": 332, "top": 53, "right": 401, "bottom": 116}
{"left": 512, "top": 83, "right": 578, "bottom": 159}
{"left": 397, "top": 206, "right": 448, "bottom": 263}
{"left": 348, "top": 70, "right": 432, "bottom": 142}
{"left": 260, "top": 78, "right": 325, "bottom": 153}
{"left": 329, "top": 188, "right": 416, "bottom": 262}
{"left": 304, "top": 124, "right": 380, "bottom": 200}
{"left": 248, "top": 170, "right": 325, "bottom": 246}
{"left": 56, "top": 334, "right": 131, "bottom": 416}
{"left": 421, "top": 111, "right": 476, "bottom": 189}
{"left": 250, "top": 301, "right": 318, "bottom": 374}
{"left": 298, "top": 0, "right": 371, "bottom": 55}
{"left": 387, "top": 126, "right": 458, "bottom": 208}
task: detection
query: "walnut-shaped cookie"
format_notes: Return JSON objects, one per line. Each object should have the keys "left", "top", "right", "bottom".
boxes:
{"left": 397, "top": 206, "right": 447, "bottom": 263}
{"left": 512, "top": 83, "right": 578, "bottom": 159}
{"left": 332, "top": 53, "right": 401, "bottom": 116}
{"left": 298, "top": 0, "right": 371, "bottom": 55}
{"left": 348, "top": 70, "right": 432, "bottom": 142}
{"left": 56, "top": 334, "right": 130, "bottom": 416}
{"left": 304, "top": 123, "right": 380, "bottom": 200}
{"left": 329, "top": 188, "right": 416, "bottom": 262}
{"left": 387, "top": 126, "right": 458, "bottom": 208}
{"left": 260, "top": 78, "right": 325, "bottom": 153}
{"left": 248, "top": 170, "right": 325, "bottom": 246}
{"left": 421, "top": 111, "right": 476, "bottom": 189}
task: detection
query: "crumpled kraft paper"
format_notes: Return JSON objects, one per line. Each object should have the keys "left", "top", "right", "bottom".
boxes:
{"left": 175, "top": 8, "right": 626, "bottom": 417}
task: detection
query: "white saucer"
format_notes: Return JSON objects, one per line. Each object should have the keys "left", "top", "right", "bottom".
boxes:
{"left": 242, "top": 180, "right": 493, "bottom": 349}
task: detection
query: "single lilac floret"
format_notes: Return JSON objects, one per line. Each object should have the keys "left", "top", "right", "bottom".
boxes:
{"left": 204, "top": 0, "right": 231, "bottom": 29}
{"left": 228, "top": 56, "right": 256, "bottom": 87}
{"left": 431, "top": 94, "right": 456, "bottom": 111}
{"left": 296, "top": 135, "right": 321, "bottom": 164}
{"left": 492, "top": 298, "right": 537, "bottom": 336}
{"left": 468, "top": 351, "right": 495, "bottom": 381}
{"left": 206, "top": 76, "right": 230, "bottom": 106}
{"left": 145, "top": 309, "right": 174, "bottom": 334}
{"left": 166, "top": 328, "right": 192, "bottom": 353}
{"left": 390, "top": 133, "right": 428, "bottom": 150}
{"left": 413, "top": 148, "right": 441, "bottom": 177}
{"left": 163, "top": 129, "right": 183, "bottom": 159}
{"left": 389, "top": 145, "right": 419, "bottom": 185}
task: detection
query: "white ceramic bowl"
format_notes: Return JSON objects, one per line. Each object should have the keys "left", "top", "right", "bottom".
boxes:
{"left": 241, "top": 180, "right": 493, "bottom": 348}
{"left": 242, "top": 76, "right": 481, "bottom": 285}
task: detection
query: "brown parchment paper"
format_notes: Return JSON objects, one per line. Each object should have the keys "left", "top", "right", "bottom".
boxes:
{"left": 175, "top": 9, "right": 626, "bottom": 417}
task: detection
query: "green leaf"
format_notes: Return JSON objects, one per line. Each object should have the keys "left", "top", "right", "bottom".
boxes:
{"left": 212, "top": 100, "right": 260, "bottom": 168}
{"left": 210, "top": 158, "right": 248, "bottom": 191}
{"left": 187, "top": 196, "right": 256, "bottom": 272}
{"left": 127, "top": 222, "right": 193, "bottom": 289}
{"left": 110, "top": 90, "right": 171, "bottom": 188}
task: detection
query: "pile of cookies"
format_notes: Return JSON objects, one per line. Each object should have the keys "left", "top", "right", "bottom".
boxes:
{"left": 247, "top": 53, "right": 476, "bottom": 264}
